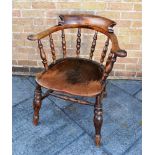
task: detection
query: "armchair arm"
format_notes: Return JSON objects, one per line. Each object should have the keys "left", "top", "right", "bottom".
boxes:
{"left": 109, "top": 33, "right": 127, "bottom": 57}
{"left": 27, "top": 25, "right": 60, "bottom": 41}
{"left": 114, "top": 49, "right": 127, "bottom": 57}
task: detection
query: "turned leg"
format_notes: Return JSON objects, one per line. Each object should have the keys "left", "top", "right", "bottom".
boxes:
{"left": 33, "top": 84, "right": 42, "bottom": 126}
{"left": 94, "top": 94, "right": 103, "bottom": 146}
{"left": 102, "top": 82, "right": 107, "bottom": 98}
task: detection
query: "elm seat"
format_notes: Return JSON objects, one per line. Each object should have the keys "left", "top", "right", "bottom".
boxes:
{"left": 36, "top": 57, "right": 104, "bottom": 96}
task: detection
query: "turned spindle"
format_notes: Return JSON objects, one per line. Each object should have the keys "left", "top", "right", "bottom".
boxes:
{"left": 102, "top": 51, "right": 117, "bottom": 81}
{"left": 61, "top": 29, "right": 66, "bottom": 58}
{"left": 38, "top": 40, "right": 48, "bottom": 70}
{"left": 100, "top": 38, "right": 109, "bottom": 64}
{"left": 76, "top": 28, "right": 81, "bottom": 57}
{"left": 90, "top": 31, "right": 98, "bottom": 60}
{"left": 49, "top": 34, "right": 56, "bottom": 63}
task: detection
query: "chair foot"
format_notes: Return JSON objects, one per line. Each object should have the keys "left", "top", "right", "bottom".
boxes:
{"left": 95, "top": 135, "right": 101, "bottom": 146}
{"left": 33, "top": 115, "right": 39, "bottom": 126}
{"left": 94, "top": 94, "right": 103, "bottom": 147}
{"left": 33, "top": 84, "right": 42, "bottom": 126}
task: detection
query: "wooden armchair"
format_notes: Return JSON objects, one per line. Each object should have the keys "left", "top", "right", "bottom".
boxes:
{"left": 27, "top": 14, "right": 127, "bottom": 146}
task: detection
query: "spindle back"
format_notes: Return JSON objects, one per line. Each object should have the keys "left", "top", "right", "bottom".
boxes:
{"left": 28, "top": 14, "right": 127, "bottom": 80}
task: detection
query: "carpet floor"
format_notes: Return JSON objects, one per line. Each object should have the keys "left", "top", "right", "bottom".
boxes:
{"left": 12, "top": 75, "right": 142, "bottom": 155}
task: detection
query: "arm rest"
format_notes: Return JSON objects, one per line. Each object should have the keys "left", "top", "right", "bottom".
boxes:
{"left": 114, "top": 50, "right": 127, "bottom": 57}
{"left": 109, "top": 33, "right": 127, "bottom": 57}
{"left": 27, "top": 25, "right": 60, "bottom": 41}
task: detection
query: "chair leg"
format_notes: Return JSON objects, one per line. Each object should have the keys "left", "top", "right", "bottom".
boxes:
{"left": 93, "top": 94, "right": 103, "bottom": 146}
{"left": 102, "top": 83, "right": 107, "bottom": 98}
{"left": 33, "top": 84, "right": 42, "bottom": 126}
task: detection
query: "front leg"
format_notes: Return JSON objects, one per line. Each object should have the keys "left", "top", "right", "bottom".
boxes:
{"left": 93, "top": 94, "right": 103, "bottom": 146}
{"left": 33, "top": 83, "right": 42, "bottom": 126}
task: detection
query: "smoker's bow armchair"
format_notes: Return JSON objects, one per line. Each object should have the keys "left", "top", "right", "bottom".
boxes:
{"left": 27, "top": 14, "right": 127, "bottom": 146}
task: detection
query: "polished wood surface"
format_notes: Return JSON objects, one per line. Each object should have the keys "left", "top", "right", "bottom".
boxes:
{"left": 59, "top": 14, "right": 116, "bottom": 31}
{"left": 49, "top": 34, "right": 56, "bottom": 63}
{"left": 27, "top": 14, "right": 127, "bottom": 146}
{"left": 38, "top": 40, "right": 48, "bottom": 70}
{"left": 33, "top": 84, "right": 42, "bottom": 126}
{"left": 28, "top": 15, "right": 126, "bottom": 57}
{"left": 61, "top": 29, "right": 67, "bottom": 58}
{"left": 36, "top": 57, "right": 103, "bottom": 96}
{"left": 100, "top": 38, "right": 109, "bottom": 64}
{"left": 27, "top": 14, "right": 116, "bottom": 41}
{"left": 90, "top": 31, "right": 98, "bottom": 60}
{"left": 94, "top": 94, "right": 103, "bottom": 146}
{"left": 76, "top": 28, "right": 81, "bottom": 56}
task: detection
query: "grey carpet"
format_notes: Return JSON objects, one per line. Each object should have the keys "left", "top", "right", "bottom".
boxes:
{"left": 13, "top": 76, "right": 142, "bottom": 155}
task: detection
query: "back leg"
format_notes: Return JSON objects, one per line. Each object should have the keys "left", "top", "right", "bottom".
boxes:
{"left": 33, "top": 83, "right": 42, "bottom": 126}
{"left": 102, "top": 83, "right": 107, "bottom": 97}
{"left": 93, "top": 94, "right": 103, "bottom": 146}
